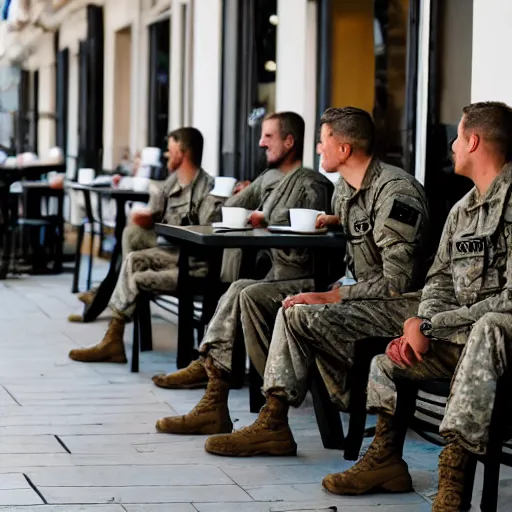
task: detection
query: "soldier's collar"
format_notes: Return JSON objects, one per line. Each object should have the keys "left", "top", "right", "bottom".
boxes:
{"left": 359, "top": 157, "right": 380, "bottom": 190}
{"left": 169, "top": 168, "right": 202, "bottom": 196}
{"left": 466, "top": 163, "right": 512, "bottom": 211}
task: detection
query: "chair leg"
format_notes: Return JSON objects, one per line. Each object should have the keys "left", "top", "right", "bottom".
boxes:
{"left": 461, "top": 455, "right": 477, "bottom": 511}
{"left": 86, "top": 229, "right": 94, "bottom": 291}
{"left": 139, "top": 296, "right": 153, "bottom": 352}
{"left": 249, "top": 361, "right": 265, "bottom": 413}
{"left": 71, "top": 225, "right": 85, "bottom": 293}
{"left": 310, "top": 363, "right": 344, "bottom": 450}
{"left": 131, "top": 308, "right": 140, "bottom": 373}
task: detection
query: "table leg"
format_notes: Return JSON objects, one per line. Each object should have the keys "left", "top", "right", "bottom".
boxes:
{"left": 81, "top": 197, "right": 127, "bottom": 322}
{"left": 177, "top": 245, "right": 194, "bottom": 369}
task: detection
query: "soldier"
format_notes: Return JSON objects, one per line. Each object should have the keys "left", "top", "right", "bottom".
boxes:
{"left": 199, "top": 106, "right": 430, "bottom": 456}
{"left": 68, "top": 127, "right": 223, "bottom": 363}
{"left": 321, "top": 101, "right": 512, "bottom": 512}
{"left": 153, "top": 112, "right": 334, "bottom": 435}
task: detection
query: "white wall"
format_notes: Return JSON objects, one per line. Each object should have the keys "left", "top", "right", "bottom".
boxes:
{"left": 102, "top": 0, "right": 142, "bottom": 169}
{"left": 472, "top": 0, "right": 512, "bottom": 104}
{"left": 275, "top": 0, "right": 317, "bottom": 168}
{"left": 191, "top": 0, "right": 222, "bottom": 176}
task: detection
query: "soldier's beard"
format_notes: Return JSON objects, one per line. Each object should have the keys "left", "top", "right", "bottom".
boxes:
{"left": 267, "top": 147, "right": 294, "bottom": 169}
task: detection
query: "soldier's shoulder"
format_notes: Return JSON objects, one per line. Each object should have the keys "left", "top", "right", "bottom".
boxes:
{"left": 374, "top": 161, "right": 424, "bottom": 198}
{"left": 298, "top": 167, "right": 333, "bottom": 186}
{"left": 198, "top": 168, "right": 216, "bottom": 188}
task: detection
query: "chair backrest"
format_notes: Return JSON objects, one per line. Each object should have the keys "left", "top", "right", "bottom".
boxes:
{"left": 78, "top": 168, "right": 95, "bottom": 184}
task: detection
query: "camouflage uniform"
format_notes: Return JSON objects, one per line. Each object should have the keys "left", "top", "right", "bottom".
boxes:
{"left": 367, "top": 164, "right": 512, "bottom": 455}
{"left": 109, "top": 169, "right": 223, "bottom": 321}
{"left": 199, "top": 167, "right": 334, "bottom": 373}
{"left": 259, "top": 159, "right": 430, "bottom": 410}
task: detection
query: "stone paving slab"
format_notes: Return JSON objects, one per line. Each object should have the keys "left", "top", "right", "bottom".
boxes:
{"left": 0, "top": 267, "right": 510, "bottom": 510}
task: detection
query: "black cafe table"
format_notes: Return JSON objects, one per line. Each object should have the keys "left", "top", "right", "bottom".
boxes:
{"left": 0, "top": 164, "right": 66, "bottom": 279}
{"left": 154, "top": 224, "right": 346, "bottom": 369}
{"left": 68, "top": 183, "right": 150, "bottom": 322}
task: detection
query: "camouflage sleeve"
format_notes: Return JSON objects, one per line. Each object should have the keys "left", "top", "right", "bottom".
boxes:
{"left": 302, "top": 178, "right": 334, "bottom": 214}
{"left": 429, "top": 223, "right": 512, "bottom": 336}
{"left": 338, "top": 180, "right": 428, "bottom": 300}
{"left": 224, "top": 175, "right": 263, "bottom": 210}
{"left": 147, "top": 180, "right": 170, "bottom": 223}
{"left": 197, "top": 194, "right": 224, "bottom": 225}
{"left": 417, "top": 209, "right": 468, "bottom": 337}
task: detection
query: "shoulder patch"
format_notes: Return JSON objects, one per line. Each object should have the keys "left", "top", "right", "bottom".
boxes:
{"left": 388, "top": 199, "right": 420, "bottom": 227}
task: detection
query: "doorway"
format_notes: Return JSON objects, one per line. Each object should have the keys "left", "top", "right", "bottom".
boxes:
{"left": 113, "top": 26, "right": 132, "bottom": 168}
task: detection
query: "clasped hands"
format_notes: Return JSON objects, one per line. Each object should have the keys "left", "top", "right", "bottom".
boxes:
{"left": 386, "top": 317, "right": 430, "bottom": 368}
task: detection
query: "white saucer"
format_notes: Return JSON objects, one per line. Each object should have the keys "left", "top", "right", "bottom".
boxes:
{"left": 267, "top": 225, "right": 328, "bottom": 235}
{"left": 212, "top": 222, "right": 252, "bottom": 231}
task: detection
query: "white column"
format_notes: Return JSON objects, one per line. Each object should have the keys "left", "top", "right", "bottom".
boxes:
{"left": 471, "top": 0, "right": 512, "bottom": 104}
{"left": 191, "top": 0, "right": 222, "bottom": 176}
{"left": 275, "top": 0, "right": 317, "bottom": 168}
{"left": 413, "top": 0, "right": 431, "bottom": 186}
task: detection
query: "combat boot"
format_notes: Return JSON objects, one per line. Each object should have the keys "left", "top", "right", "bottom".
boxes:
{"left": 322, "top": 414, "right": 413, "bottom": 495}
{"left": 77, "top": 287, "right": 98, "bottom": 305}
{"left": 204, "top": 394, "right": 297, "bottom": 457}
{"left": 432, "top": 442, "right": 471, "bottom": 511}
{"left": 152, "top": 359, "right": 208, "bottom": 389}
{"left": 68, "top": 317, "right": 127, "bottom": 363}
{"left": 155, "top": 357, "right": 232, "bottom": 435}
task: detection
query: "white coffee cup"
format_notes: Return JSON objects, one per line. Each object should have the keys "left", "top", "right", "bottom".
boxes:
{"left": 289, "top": 208, "right": 325, "bottom": 231}
{"left": 221, "top": 206, "right": 252, "bottom": 228}
{"left": 210, "top": 176, "right": 237, "bottom": 198}
{"left": 141, "top": 147, "right": 161, "bottom": 167}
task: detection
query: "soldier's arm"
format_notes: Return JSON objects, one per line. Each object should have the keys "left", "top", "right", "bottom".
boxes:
{"left": 338, "top": 181, "right": 428, "bottom": 300}
{"left": 224, "top": 175, "right": 264, "bottom": 210}
{"left": 301, "top": 178, "right": 334, "bottom": 214}
{"left": 146, "top": 180, "right": 169, "bottom": 223}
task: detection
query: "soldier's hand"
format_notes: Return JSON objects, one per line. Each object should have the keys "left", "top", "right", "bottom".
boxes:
{"left": 112, "top": 174, "right": 122, "bottom": 187}
{"left": 248, "top": 211, "right": 265, "bottom": 228}
{"left": 403, "top": 317, "right": 430, "bottom": 357}
{"left": 131, "top": 208, "right": 154, "bottom": 229}
{"left": 316, "top": 214, "right": 340, "bottom": 229}
{"left": 282, "top": 290, "right": 340, "bottom": 309}
{"left": 234, "top": 180, "right": 251, "bottom": 194}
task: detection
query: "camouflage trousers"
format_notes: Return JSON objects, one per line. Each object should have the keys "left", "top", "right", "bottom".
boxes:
{"left": 263, "top": 294, "right": 421, "bottom": 410}
{"left": 367, "top": 312, "right": 512, "bottom": 455}
{"left": 109, "top": 224, "right": 180, "bottom": 321}
{"left": 199, "top": 278, "right": 314, "bottom": 373}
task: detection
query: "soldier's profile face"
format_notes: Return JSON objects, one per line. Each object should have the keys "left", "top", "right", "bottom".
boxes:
{"left": 167, "top": 137, "right": 184, "bottom": 172}
{"left": 259, "top": 119, "right": 290, "bottom": 166}
{"left": 317, "top": 123, "right": 341, "bottom": 173}
{"left": 452, "top": 118, "right": 470, "bottom": 176}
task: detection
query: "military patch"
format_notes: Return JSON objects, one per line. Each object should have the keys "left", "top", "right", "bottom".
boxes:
{"left": 353, "top": 219, "right": 371, "bottom": 234}
{"left": 454, "top": 237, "right": 486, "bottom": 255}
{"left": 388, "top": 199, "right": 420, "bottom": 227}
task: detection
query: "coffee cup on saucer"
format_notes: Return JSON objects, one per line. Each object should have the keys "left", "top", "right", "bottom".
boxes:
{"left": 289, "top": 208, "right": 325, "bottom": 231}
{"left": 221, "top": 207, "right": 252, "bottom": 228}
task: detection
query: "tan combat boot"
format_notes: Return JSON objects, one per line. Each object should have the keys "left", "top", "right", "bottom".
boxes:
{"left": 432, "top": 442, "right": 471, "bottom": 511}
{"left": 322, "top": 414, "right": 413, "bottom": 495}
{"left": 155, "top": 358, "right": 232, "bottom": 435}
{"left": 204, "top": 394, "right": 297, "bottom": 457}
{"left": 77, "top": 287, "right": 98, "bottom": 305}
{"left": 152, "top": 359, "right": 208, "bottom": 389}
{"left": 68, "top": 317, "right": 127, "bottom": 363}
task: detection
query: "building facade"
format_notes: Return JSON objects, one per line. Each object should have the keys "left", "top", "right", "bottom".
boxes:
{"left": 0, "top": 0, "right": 507, "bottom": 224}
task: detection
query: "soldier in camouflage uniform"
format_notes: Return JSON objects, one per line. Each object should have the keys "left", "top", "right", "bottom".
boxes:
{"left": 321, "top": 102, "right": 512, "bottom": 512}
{"left": 161, "top": 106, "right": 429, "bottom": 451}
{"left": 154, "top": 112, "right": 334, "bottom": 435}
{"left": 69, "top": 127, "right": 223, "bottom": 363}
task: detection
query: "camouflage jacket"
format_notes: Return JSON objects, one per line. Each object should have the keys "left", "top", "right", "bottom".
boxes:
{"left": 148, "top": 168, "right": 223, "bottom": 226}
{"left": 226, "top": 166, "right": 334, "bottom": 280}
{"left": 336, "top": 158, "right": 430, "bottom": 300}
{"left": 418, "top": 164, "right": 512, "bottom": 343}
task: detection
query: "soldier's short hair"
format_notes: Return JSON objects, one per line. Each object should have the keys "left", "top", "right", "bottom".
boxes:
{"left": 264, "top": 111, "right": 305, "bottom": 159}
{"left": 168, "top": 127, "right": 204, "bottom": 167}
{"left": 462, "top": 102, "right": 512, "bottom": 160}
{"left": 320, "top": 107, "right": 375, "bottom": 156}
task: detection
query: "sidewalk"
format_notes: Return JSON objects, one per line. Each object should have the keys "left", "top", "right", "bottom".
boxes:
{"left": 0, "top": 269, "right": 508, "bottom": 511}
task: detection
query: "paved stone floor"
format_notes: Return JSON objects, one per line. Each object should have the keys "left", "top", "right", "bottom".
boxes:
{"left": 0, "top": 263, "right": 511, "bottom": 511}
